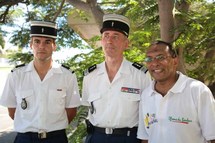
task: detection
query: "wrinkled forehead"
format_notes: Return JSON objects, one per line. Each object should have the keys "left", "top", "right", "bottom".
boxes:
{"left": 146, "top": 44, "right": 169, "bottom": 55}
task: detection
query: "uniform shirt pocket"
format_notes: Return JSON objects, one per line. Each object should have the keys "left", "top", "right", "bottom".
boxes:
{"left": 121, "top": 92, "right": 141, "bottom": 101}
{"left": 48, "top": 89, "right": 66, "bottom": 114}
{"left": 16, "top": 90, "right": 34, "bottom": 119}
{"left": 87, "top": 93, "right": 102, "bottom": 114}
{"left": 120, "top": 92, "right": 141, "bottom": 119}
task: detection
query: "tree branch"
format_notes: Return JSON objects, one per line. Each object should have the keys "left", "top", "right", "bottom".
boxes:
{"left": 66, "top": 0, "right": 90, "bottom": 11}
{"left": 66, "top": 0, "right": 103, "bottom": 27}
{"left": 52, "top": 0, "right": 66, "bottom": 22}
{"left": 0, "top": 0, "right": 30, "bottom": 23}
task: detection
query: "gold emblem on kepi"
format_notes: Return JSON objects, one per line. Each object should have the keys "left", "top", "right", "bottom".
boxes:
{"left": 21, "top": 98, "right": 27, "bottom": 110}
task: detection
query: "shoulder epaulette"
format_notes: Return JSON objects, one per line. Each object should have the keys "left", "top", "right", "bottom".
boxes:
{"left": 11, "top": 63, "right": 26, "bottom": 72}
{"left": 83, "top": 64, "right": 97, "bottom": 76}
{"left": 132, "top": 62, "right": 148, "bottom": 73}
{"left": 61, "top": 64, "right": 74, "bottom": 74}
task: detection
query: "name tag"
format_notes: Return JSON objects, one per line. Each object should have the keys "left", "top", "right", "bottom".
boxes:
{"left": 121, "top": 87, "right": 140, "bottom": 94}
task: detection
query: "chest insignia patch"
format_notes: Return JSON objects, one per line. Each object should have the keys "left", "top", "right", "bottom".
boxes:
{"left": 21, "top": 98, "right": 27, "bottom": 110}
{"left": 121, "top": 87, "right": 140, "bottom": 94}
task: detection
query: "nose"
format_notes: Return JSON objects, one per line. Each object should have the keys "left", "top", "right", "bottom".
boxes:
{"left": 146, "top": 59, "right": 159, "bottom": 68}
{"left": 106, "top": 36, "right": 114, "bottom": 43}
{"left": 38, "top": 42, "right": 47, "bottom": 49}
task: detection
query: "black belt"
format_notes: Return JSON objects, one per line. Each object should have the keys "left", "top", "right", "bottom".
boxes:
{"left": 94, "top": 126, "right": 138, "bottom": 136}
{"left": 18, "top": 129, "right": 66, "bottom": 139}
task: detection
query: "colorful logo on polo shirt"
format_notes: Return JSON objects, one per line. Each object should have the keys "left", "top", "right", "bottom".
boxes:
{"left": 169, "top": 116, "right": 192, "bottom": 124}
{"left": 144, "top": 113, "right": 158, "bottom": 129}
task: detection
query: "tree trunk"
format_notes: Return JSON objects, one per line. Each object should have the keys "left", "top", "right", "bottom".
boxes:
{"left": 174, "top": 1, "right": 189, "bottom": 74}
{"left": 203, "top": 48, "right": 215, "bottom": 94}
{"left": 158, "top": 0, "right": 188, "bottom": 74}
{"left": 158, "top": 0, "right": 175, "bottom": 42}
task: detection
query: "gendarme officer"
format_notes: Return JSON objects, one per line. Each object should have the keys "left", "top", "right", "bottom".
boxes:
{"left": 0, "top": 21, "right": 81, "bottom": 143}
{"left": 82, "top": 14, "right": 151, "bottom": 143}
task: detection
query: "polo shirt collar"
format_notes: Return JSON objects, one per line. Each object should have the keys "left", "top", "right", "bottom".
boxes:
{"left": 169, "top": 71, "right": 187, "bottom": 93}
{"left": 149, "top": 71, "right": 187, "bottom": 96}
{"left": 147, "top": 81, "right": 156, "bottom": 96}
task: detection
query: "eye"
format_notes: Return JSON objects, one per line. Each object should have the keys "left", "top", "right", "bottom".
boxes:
{"left": 33, "top": 40, "right": 40, "bottom": 45}
{"left": 144, "top": 57, "right": 153, "bottom": 62}
{"left": 112, "top": 35, "right": 119, "bottom": 40}
{"left": 45, "top": 40, "right": 52, "bottom": 44}
{"left": 103, "top": 34, "right": 109, "bottom": 39}
{"left": 155, "top": 55, "right": 165, "bottom": 61}
{"left": 34, "top": 40, "right": 40, "bottom": 44}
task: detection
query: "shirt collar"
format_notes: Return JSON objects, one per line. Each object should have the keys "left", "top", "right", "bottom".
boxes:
{"left": 169, "top": 71, "right": 187, "bottom": 93}
{"left": 97, "top": 58, "right": 130, "bottom": 75}
{"left": 149, "top": 71, "right": 187, "bottom": 96}
{"left": 24, "top": 61, "right": 63, "bottom": 74}
{"left": 147, "top": 81, "right": 156, "bottom": 96}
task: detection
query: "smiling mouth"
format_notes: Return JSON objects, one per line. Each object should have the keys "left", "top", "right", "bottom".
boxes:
{"left": 153, "top": 69, "right": 162, "bottom": 73}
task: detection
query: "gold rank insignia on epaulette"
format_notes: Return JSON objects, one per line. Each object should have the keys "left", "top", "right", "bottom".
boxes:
{"left": 61, "top": 64, "right": 74, "bottom": 73}
{"left": 83, "top": 64, "right": 97, "bottom": 76}
{"left": 132, "top": 62, "right": 148, "bottom": 73}
{"left": 11, "top": 63, "right": 26, "bottom": 72}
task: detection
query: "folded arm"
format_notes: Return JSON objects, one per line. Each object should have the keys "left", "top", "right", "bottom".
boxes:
{"left": 8, "top": 108, "right": 16, "bottom": 120}
{"left": 65, "top": 108, "right": 77, "bottom": 123}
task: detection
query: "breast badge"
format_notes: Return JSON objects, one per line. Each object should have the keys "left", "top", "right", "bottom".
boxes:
{"left": 21, "top": 98, "right": 27, "bottom": 110}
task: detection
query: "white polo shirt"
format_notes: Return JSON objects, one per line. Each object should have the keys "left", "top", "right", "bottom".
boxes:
{"left": 82, "top": 59, "right": 151, "bottom": 128}
{"left": 0, "top": 61, "right": 81, "bottom": 133}
{"left": 137, "top": 72, "right": 215, "bottom": 143}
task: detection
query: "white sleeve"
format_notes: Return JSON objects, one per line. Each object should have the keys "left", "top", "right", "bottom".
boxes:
{"left": 81, "top": 76, "right": 90, "bottom": 106}
{"left": 197, "top": 84, "right": 215, "bottom": 141}
{"left": 65, "top": 73, "right": 81, "bottom": 108}
{"left": 0, "top": 73, "right": 17, "bottom": 107}
{"left": 137, "top": 95, "right": 149, "bottom": 140}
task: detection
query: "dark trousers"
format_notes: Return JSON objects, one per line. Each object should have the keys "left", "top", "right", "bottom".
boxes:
{"left": 14, "top": 130, "right": 68, "bottom": 143}
{"left": 85, "top": 131, "right": 141, "bottom": 143}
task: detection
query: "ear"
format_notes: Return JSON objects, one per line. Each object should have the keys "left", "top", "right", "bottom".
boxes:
{"left": 30, "top": 42, "right": 33, "bottom": 49}
{"left": 173, "top": 56, "right": 179, "bottom": 67}
{"left": 124, "top": 38, "right": 129, "bottom": 49}
{"left": 53, "top": 42, "right": 57, "bottom": 51}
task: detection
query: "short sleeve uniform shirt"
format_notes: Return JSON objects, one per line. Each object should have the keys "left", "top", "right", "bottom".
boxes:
{"left": 82, "top": 59, "right": 151, "bottom": 128}
{"left": 0, "top": 61, "right": 81, "bottom": 132}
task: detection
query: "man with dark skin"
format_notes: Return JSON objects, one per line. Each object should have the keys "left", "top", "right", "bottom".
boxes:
{"left": 137, "top": 41, "right": 215, "bottom": 143}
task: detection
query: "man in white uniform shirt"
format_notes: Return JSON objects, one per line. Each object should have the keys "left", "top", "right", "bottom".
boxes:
{"left": 82, "top": 14, "right": 151, "bottom": 143}
{"left": 137, "top": 40, "right": 215, "bottom": 143}
{"left": 0, "top": 21, "right": 81, "bottom": 143}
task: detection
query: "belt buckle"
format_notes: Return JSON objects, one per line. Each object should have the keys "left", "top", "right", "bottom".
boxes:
{"left": 38, "top": 131, "right": 47, "bottom": 139}
{"left": 105, "top": 128, "right": 113, "bottom": 134}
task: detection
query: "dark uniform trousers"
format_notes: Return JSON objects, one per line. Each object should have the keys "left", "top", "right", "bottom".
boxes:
{"left": 85, "top": 120, "right": 141, "bottom": 143}
{"left": 85, "top": 130, "right": 141, "bottom": 143}
{"left": 14, "top": 129, "right": 68, "bottom": 143}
